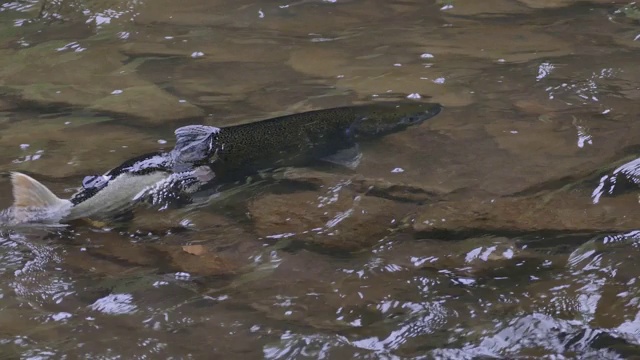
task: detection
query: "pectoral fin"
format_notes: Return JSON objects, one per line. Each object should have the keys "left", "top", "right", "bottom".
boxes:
{"left": 10, "top": 172, "right": 70, "bottom": 209}
{"left": 320, "top": 144, "right": 363, "bottom": 170}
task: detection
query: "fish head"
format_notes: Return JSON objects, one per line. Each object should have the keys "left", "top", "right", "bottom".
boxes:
{"left": 351, "top": 102, "right": 442, "bottom": 139}
{"left": 170, "top": 125, "right": 222, "bottom": 167}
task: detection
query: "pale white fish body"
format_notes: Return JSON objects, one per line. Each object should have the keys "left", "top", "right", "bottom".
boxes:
{"left": 0, "top": 171, "right": 172, "bottom": 225}
{"left": 66, "top": 171, "right": 171, "bottom": 220}
{"left": 0, "top": 125, "right": 222, "bottom": 226}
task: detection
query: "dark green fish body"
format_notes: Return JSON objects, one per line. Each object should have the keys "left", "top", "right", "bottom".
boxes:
{"left": 208, "top": 102, "right": 442, "bottom": 181}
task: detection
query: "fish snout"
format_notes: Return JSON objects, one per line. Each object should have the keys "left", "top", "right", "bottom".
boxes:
{"left": 399, "top": 103, "right": 443, "bottom": 125}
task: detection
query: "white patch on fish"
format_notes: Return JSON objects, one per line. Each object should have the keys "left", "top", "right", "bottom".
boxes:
{"left": 67, "top": 171, "right": 171, "bottom": 220}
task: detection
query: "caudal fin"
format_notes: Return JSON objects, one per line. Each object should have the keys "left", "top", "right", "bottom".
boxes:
{"left": 10, "top": 172, "right": 68, "bottom": 208}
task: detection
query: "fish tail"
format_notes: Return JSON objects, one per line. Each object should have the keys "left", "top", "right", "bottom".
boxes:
{"left": 10, "top": 172, "right": 70, "bottom": 209}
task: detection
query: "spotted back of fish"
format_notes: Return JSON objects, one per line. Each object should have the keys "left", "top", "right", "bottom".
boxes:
{"left": 208, "top": 102, "right": 442, "bottom": 180}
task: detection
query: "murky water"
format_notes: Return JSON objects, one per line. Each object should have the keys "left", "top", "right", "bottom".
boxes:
{"left": 1, "top": 0, "right": 640, "bottom": 358}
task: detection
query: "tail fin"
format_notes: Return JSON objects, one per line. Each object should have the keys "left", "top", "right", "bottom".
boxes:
{"left": 10, "top": 172, "right": 68, "bottom": 208}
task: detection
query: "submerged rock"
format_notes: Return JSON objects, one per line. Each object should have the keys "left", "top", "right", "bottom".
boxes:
{"left": 405, "top": 236, "right": 547, "bottom": 277}
{"left": 248, "top": 186, "right": 414, "bottom": 252}
{"left": 412, "top": 189, "right": 640, "bottom": 238}
{"left": 441, "top": 0, "right": 531, "bottom": 15}
{"left": 275, "top": 167, "right": 452, "bottom": 204}
{"left": 64, "top": 229, "right": 239, "bottom": 277}
{"left": 0, "top": 42, "right": 204, "bottom": 123}
{"left": 0, "top": 122, "right": 162, "bottom": 177}
{"left": 516, "top": 0, "right": 611, "bottom": 8}
{"left": 89, "top": 84, "right": 204, "bottom": 123}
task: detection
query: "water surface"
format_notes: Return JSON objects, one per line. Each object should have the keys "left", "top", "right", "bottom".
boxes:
{"left": 1, "top": 0, "right": 640, "bottom": 358}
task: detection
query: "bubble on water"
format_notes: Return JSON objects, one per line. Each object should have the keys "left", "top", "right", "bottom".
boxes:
{"left": 153, "top": 281, "right": 169, "bottom": 288}
{"left": 175, "top": 272, "right": 191, "bottom": 280}
{"left": 420, "top": 53, "right": 434, "bottom": 59}
{"left": 19, "top": 144, "right": 29, "bottom": 150}
{"left": 111, "top": 89, "right": 123, "bottom": 95}
{"left": 191, "top": 51, "right": 204, "bottom": 58}
{"left": 51, "top": 312, "right": 72, "bottom": 321}
{"left": 56, "top": 41, "right": 86, "bottom": 52}
{"left": 157, "top": 139, "right": 167, "bottom": 144}
{"left": 391, "top": 167, "right": 405, "bottom": 173}
{"left": 406, "top": 93, "right": 421, "bottom": 99}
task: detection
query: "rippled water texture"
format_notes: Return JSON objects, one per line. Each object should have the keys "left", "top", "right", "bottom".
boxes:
{"left": 1, "top": 0, "right": 640, "bottom": 358}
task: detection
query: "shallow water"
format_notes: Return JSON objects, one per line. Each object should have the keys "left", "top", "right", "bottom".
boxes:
{"left": 1, "top": 0, "right": 640, "bottom": 358}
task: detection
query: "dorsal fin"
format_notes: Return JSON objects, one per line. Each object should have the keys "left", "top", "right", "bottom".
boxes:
{"left": 172, "top": 125, "right": 220, "bottom": 163}
{"left": 10, "top": 172, "right": 67, "bottom": 208}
